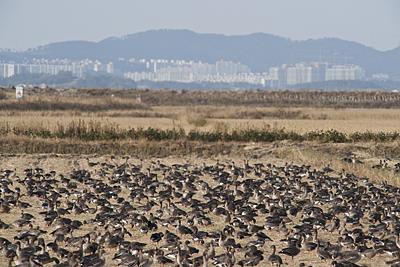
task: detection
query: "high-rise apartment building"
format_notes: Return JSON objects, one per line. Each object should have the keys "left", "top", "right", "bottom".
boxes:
{"left": 282, "top": 64, "right": 317, "bottom": 85}
{"left": 216, "top": 60, "right": 250, "bottom": 75}
{"left": 106, "top": 62, "right": 114, "bottom": 74}
{"left": 269, "top": 62, "right": 365, "bottom": 86}
{"left": 325, "top": 65, "right": 365, "bottom": 81}
{"left": 0, "top": 64, "right": 15, "bottom": 78}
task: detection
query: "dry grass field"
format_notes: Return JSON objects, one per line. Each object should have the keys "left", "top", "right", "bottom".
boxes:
{"left": 2, "top": 106, "right": 400, "bottom": 133}
{"left": 1, "top": 88, "right": 400, "bottom": 133}
{"left": 1, "top": 88, "right": 400, "bottom": 266}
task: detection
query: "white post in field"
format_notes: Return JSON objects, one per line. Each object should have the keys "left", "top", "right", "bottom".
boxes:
{"left": 16, "top": 85, "right": 24, "bottom": 99}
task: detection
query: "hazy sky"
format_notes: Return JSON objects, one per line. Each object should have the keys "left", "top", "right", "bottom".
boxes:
{"left": 0, "top": 0, "right": 399, "bottom": 51}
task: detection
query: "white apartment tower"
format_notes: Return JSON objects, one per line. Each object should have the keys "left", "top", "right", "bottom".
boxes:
{"left": 106, "top": 62, "right": 114, "bottom": 74}
{"left": 0, "top": 64, "right": 15, "bottom": 78}
{"left": 284, "top": 64, "right": 316, "bottom": 85}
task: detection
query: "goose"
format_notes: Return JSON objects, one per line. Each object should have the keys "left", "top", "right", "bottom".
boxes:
{"left": 244, "top": 245, "right": 263, "bottom": 258}
{"left": 268, "top": 245, "right": 283, "bottom": 266}
{"left": 203, "top": 241, "right": 215, "bottom": 261}
{"left": 164, "top": 230, "right": 180, "bottom": 244}
{"left": 396, "top": 233, "right": 400, "bottom": 249}
{"left": 357, "top": 242, "right": 378, "bottom": 259}
{"left": 255, "top": 231, "right": 272, "bottom": 242}
{"left": 339, "top": 233, "right": 355, "bottom": 248}
{"left": 112, "top": 249, "right": 138, "bottom": 266}
{"left": 176, "top": 220, "right": 193, "bottom": 236}
{"left": 372, "top": 159, "right": 388, "bottom": 169}
{"left": 191, "top": 226, "right": 209, "bottom": 242}
{"left": 13, "top": 241, "right": 36, "bottom": 266}
{"left": 218, "top": 231, "right": 241, "bottom": 252}
{"left": 316, "top": 241, "right": 333, "bottom": 261}
{"left": 212, "top": 251, "right": 236, "bottom": 267}
{"left": 279, "top": 242, "right": 300, "bottom": 260}
{"left": 386, "top": 258, "right": 400, "bottom": 266}
{"left": 14, "top": 255, "right": 43, "bottom": 267}
{"left": 328, "top": 216, "right": 341, "bottom": 233}
{"left": 33, "top": 251, "right": 60, "bottom": 265}
{"left": 46, "top": 239, "right": 59, "bottom": 253}
{"left": 342, "top": 157, "right": 363, "bottom": 165}
{"left": 0, "top": 200, "right": 11, "bottom": 213}
{"left": 81, "top": 249, "right": 105, "bottom": 267}
{"left": 331, "top": 261, "right": 366, "bottom": 267}
{"left": 336, "top": 250, "right": 361, "bottom": 263}
{"left": 394, "top": 162, "right": 400, "bottom": 173}
{"left": 154, "top": 252, "right": 174, "bottom": 265}
{"left": 150, "top": 232, "right": 164, "bottom": 245}
{"left": 301, "top": 232, "right": 318, "bottom": 251}
{"left": 238, "top": 253, "right": 262, "bottom": 267}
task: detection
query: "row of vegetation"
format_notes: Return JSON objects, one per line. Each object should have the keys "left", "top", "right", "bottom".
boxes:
{"left": 0, "top": 97, "right": 148, "bottom": 111}
{"left": 185, "top": 106, "right": 315, "bottom": 120}
{"left": 0, "top": 120, "right": 399, "bottom": 143}
{"left": 3, "top": 88, "right": 400, "bottom": 108}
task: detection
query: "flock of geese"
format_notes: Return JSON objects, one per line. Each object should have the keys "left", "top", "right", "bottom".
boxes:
{"left": 342, "top": 154, "right": 400, "bottom": 173}
{"left": 1, "top": 156, "right": 400, "bottom": 266}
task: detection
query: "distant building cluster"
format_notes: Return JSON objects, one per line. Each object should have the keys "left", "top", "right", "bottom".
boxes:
{"left": 125, "top": 60, "right": 367, "bottom": 86}
{"left": 0, "top": 59, "right": 115, "bottom": 79}
{"left": 124, "top": 60, "right": 270, "bottom": 85}
{"left": 0, "top": 57, "right": 383, "bottom": 88}
{"left": 268, "top": 63, "right": 366, "bottom": 87}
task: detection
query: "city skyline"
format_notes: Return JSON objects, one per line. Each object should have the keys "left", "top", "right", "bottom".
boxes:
{"left": 0, "top": 0, "right": 399, "bottom": 51}
{"left": 0, "top": 57, "right": 370, "bottom": 87}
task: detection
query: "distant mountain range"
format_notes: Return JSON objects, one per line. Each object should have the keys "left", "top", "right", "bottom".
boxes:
{"left": 1, "top": 29, "right": 399, "bottom": 76}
